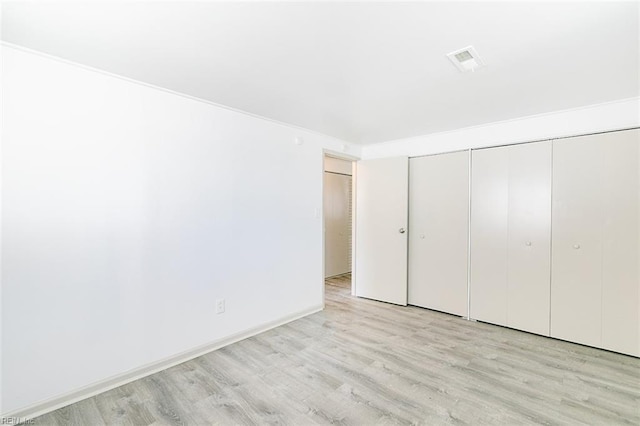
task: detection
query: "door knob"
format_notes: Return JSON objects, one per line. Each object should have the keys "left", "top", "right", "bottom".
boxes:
{"left": 525, "top": 241, "right": 532, "bottom": 246}
{"left": 573, "top": 244, "right": 581, "bottom": 250}
{"left": 399, "top": 228, "right": 406, "bottom": 234}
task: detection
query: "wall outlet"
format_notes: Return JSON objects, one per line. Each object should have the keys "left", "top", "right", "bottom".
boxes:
{"left": 215, "top": 298, "right": 225, "bottom": 314}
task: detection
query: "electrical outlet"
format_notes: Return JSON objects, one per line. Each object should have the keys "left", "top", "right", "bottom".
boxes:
{"left": 215, "top": 298, "right": 225, "bottom": 314}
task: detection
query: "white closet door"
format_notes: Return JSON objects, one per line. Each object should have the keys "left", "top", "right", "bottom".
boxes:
{"left": 470, "top": 148, "right": 509, "bottom": 326}
{"left": 470, "top": 141, "right": 551, "bottom": 335}
{"left": 601, "top": 130, "right": 639, "bottom": 356}
{"left": 552, "top": 135, "right": 606, "bottom": 348}
{"left": 506, "top": 142, "right": 552, "bottom": 335}
{"left": 408, "top": 151, "right": 469, "bottom": 317}
{"left": 354, "top": 157, "right": 408, "bottom": 306}
{"left": 552, "top": 130, "right": 640, "bottom": 356}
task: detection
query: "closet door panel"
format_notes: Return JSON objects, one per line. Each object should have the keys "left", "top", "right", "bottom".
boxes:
{"left": 507, "top": 141, "right": 552, "bottom": 336}
{"left": 551, "top": 137, "right": 604, "bottom": 348}
{"left": 408, "top": 151, "right": 469, "bottom": 316}
{"left": 470, "top": 148, "right": 508, "bottom": 326}
{"left": 601, "top": 130, "right": 639, "bottom": 356}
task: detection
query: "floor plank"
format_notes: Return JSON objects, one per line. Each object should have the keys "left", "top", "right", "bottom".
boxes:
{"left": 32, "top": 273, "right": 640, "bottom": 425}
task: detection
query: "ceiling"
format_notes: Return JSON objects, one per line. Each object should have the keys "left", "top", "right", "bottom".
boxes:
{"left": 2, "top": 1, "right": 638, "bottom": 144}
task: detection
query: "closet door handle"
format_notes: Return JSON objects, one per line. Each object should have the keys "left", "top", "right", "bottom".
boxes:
{"left": 399, "top": 228, "right": 406, "bottom": 234}
{"left": 573, "top": 244, "right": 581, "bottom": 250}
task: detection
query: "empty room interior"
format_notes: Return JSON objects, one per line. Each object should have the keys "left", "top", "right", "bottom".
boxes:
{"left": 1, "top": 1, "right": 640, "bottom": 424}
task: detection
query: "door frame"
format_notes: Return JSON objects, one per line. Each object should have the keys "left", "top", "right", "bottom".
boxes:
{"left": 322, "top": 150, "right": 359, "bottom": 306}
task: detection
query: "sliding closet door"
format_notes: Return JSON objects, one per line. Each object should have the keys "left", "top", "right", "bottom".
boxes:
{"left": 552, "top": 129, "right": 639, "bottom": 356}
{"left": 354, "top": 157, "right": 409, "bottom": 306}
{"left": 471, "top": 141, "right": 551, "bottom": 335}
{"left": 408, "top": 151, "right": 469, "bottom": 316}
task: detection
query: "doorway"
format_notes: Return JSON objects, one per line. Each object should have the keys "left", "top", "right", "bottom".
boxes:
{"left": 323, "top": 155, "right": 355, "bottom": 299}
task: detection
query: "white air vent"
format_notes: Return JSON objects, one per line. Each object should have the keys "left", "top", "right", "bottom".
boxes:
{"left": 446, "top": 46, "right": 485, "bottom": 73}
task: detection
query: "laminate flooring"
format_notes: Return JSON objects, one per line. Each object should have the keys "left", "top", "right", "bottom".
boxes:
{"left": 34, "top": 273, "right": 640, "bottom": 425}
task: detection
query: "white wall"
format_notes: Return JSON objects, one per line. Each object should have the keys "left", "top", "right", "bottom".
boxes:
{"left": 362, "top": 97, "right": 640, "bottom": 158}
{"left": 0, "top": 45, "right": 360, "bottom": 415}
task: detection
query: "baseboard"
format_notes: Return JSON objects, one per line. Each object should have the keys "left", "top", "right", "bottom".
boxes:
{"left": 2, "top": 304, "right": 323, "bottom": 422}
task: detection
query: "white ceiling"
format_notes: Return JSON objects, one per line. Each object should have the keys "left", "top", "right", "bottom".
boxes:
{"left": 2, "top": 1, "right": 638, "bottom": 144}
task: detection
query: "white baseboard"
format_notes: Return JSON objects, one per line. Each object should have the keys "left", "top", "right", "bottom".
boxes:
{"left": 2, "top": 304, "right": 323, "bottom": 422}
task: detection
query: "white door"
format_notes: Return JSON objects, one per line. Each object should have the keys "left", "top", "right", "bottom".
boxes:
{"left": 551, "top": 129, "right": 639, "bottom": 356}
{"left": 470, "top": 147, "right": 509, "bottom": 326}
{"left": 506, "top": 141, "right": 552, "bottom": 336}
{"left": 408, "top": 151, "right": 469, "bottom": 316}
{"left": 600, "top": 130, "right": 639, "bottom": 356}
{"left": 470, "top": 142, "right": 552, "bottom": 336}
{"left": 354, "top": 157, "right": 408, "bottom": 305}
{"left": 551, "top": 135, "right": 605, "bottom": 348}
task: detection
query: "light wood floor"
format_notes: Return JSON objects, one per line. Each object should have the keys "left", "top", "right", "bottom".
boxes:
{"left": 35, "top": 273, "right": 639, "bottom": 425}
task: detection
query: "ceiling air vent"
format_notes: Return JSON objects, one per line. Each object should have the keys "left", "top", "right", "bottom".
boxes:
{"left": 446, "top": 46, "right": 485, "bottom": 73}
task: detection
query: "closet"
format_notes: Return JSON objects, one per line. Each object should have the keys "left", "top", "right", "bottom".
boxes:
{"left": 408, "top": 151, "right": 469, "bottom": 316}
{"left": 470, "top": 141, "right": 552, "bottom": 336}
{"left": 354, "top": 128, "right": 639, "bottom": 357}
{"left": 551, "top": 129, "right": 639, "bottom": 356}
